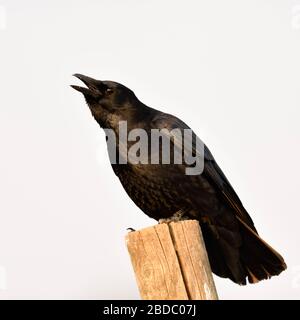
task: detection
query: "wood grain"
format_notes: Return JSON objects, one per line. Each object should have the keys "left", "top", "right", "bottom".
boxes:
{"left": 126, "top": 220, "right": 218, "bottom": 300}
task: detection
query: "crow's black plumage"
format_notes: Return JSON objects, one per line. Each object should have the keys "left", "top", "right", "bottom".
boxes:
{"left": 71, "top": 74, "right": 286, "bottom": 285}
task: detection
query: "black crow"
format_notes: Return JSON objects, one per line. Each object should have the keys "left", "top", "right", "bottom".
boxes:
{"left": 71, "top": 74, "right": 286, "bottom": 285}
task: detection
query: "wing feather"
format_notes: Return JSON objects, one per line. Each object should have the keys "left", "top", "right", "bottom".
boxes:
{"left": 152, "top": 112, "right": 257, "bottom": 231}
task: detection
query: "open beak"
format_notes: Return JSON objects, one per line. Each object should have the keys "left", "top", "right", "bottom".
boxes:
{"left": 71, "top": 73, "right": 103, "bottom": 98}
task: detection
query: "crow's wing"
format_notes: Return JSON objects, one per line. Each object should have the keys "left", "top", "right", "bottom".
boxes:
{"left": 152, "top": 112, "right": 257, "bottom": 232}
{"left": 204, "top": 148, "right": 256, "bottom": 231}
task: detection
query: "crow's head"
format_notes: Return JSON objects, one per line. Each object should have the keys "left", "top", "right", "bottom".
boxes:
{"left": 71, "top": 74, "right": 138, "bottom": 128}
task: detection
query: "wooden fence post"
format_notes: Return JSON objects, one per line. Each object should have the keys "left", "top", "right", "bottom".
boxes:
{"left": 125, "top": 220, "right": 218, "bottom": 300}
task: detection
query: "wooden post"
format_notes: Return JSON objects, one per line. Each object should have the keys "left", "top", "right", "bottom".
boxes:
{"left": 126, "top": 220, "right": 218, "bottom": 300}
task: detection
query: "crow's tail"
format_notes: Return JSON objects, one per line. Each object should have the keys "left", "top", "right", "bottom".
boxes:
{"left": 236, "top": 216, "right": 287, "bottom": 284}
{"left": 201, "top": 216, "right": 287, "bottom": 285}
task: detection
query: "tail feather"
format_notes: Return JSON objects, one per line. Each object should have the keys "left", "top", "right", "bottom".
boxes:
{"left": 237, "top": 216, "right": 287, "bottom": 284}
{"left": 201, "top": 216, "right": 287, "bottom": 285}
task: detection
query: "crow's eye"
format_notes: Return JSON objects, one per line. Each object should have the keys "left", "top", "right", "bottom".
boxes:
{"left": 105, "top": 88, "right": 113, "bottom": 95}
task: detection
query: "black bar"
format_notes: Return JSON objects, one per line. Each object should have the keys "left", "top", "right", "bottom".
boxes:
{"left": 0, "top": 300, "right": 298, "bottom": 319}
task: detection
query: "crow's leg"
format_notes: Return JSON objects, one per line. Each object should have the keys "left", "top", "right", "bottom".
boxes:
{"left": 158, "top": 209, "right": 190, "bottom": 224}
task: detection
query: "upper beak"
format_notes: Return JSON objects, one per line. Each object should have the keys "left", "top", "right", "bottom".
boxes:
{"left": 71, "top": 73, "right": 103, "bottom": 98}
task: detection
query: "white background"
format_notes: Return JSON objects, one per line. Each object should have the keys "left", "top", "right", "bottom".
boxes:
{"left": 0, "top": 0, "right": 300, "bottom": 299}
